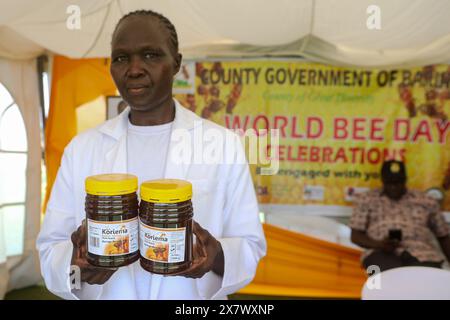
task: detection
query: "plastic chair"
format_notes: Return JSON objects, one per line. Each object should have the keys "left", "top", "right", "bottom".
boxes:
{"left": 362, "top": 266, "right": 450, "bottom": 300}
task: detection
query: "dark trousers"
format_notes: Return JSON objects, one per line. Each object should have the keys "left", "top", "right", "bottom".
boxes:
{"left": 362, "top": 250, "right": 443, "bottom": 272}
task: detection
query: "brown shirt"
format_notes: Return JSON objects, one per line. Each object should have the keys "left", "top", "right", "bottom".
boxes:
{"left": 350, "top": 189, "right": 449, "bottom": 262}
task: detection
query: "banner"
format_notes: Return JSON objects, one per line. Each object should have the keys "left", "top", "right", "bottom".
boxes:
{"left": 174, "top": 61, "right": 450, "bottom": 211}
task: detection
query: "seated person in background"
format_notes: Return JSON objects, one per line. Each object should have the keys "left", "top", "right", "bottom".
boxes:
{"left": 350, "top": 160, "right": 450, "bottom": 272}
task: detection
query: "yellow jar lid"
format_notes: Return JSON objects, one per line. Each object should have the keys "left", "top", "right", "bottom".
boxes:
{"left": 140, "top": 179, "right": 192, "bottom": 203}
{"left": 85, "top": 174, "right": 138, "bottom": 196}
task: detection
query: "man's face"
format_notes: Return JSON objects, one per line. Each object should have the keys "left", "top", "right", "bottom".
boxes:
{"left": 382, "top": 180, "right": 407, "bottom": 201}
{"left": 110, "top": 16, "right": 181, "bottom": 112}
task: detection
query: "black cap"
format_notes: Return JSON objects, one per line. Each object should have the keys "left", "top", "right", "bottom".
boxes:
{"left": 381, "top": 160, "right": 407, "bottom": 183}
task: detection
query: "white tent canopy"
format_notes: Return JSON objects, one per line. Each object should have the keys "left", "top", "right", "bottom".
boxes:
{"left": 1, "top": 0, "right": 450, "bottom": 67}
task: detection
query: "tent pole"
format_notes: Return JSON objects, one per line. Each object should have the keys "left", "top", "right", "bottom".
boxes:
{"left": 37, "top": 54, "right": 48, "bottom": 164}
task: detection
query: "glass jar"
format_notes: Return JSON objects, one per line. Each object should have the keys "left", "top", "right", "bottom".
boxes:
{"left": 85, "top": 174, "right": 139, "bottom": 268}
{"left": 139, "top": 179, "right": 193, "bottom": 275}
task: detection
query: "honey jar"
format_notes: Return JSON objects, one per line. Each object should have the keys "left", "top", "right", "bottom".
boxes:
{"left": 139, "top": 179, "right": 193, "bottom": 274}
{"left": 85, "top": 174, "right": 139, "bottom": 267}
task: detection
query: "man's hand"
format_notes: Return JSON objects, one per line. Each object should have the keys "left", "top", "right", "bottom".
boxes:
{"left": 377, "top": 238, "right": 400, "bottom": 253}
{"left": 170, "top": 221, "right": 224, "bottom": 278}
{"left": 351, "top": 229, "right": 400, "bottom": 253}
{"left": 70, "top": 220, "right": 118, "bottom": 285}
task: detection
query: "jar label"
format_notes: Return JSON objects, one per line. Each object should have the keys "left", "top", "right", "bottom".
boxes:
{"left": 139, "top": 220, "right": 186, "bottom": 263}
{"left": 87, "top": 218, "right": 139, "bottom": 256}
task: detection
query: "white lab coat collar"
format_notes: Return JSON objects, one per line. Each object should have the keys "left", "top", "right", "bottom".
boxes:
{"left": 97, "top": 99, "right": 197, "bottom": 177}
{"left": 98, "top": 99, "right": 198, "bottom": 140}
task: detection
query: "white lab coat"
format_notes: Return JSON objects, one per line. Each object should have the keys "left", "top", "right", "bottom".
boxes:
{"left": 36, "top": 99, "right": 266, "bottom": 300}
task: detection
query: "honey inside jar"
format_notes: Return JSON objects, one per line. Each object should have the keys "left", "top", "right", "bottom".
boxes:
{"left": 85, "top": 174, "right": 139, "bottom": 268}
{"left": 139, "top": 179, "right": 194, "bottom": 275}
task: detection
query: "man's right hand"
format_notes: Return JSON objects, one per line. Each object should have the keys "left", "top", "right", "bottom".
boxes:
{"left": 70, "top": 220, "right": 117, "bottom": 285}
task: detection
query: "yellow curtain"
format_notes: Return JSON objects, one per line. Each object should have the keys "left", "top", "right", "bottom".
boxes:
{"left": 44, "top": 56, "right": 117, "bottom": 210}
{"left": 238, "top": 223, "right": 367, "bottom": 298}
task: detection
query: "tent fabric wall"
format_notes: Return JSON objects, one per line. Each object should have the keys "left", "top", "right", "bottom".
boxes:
{"left": 0, "top": 58, "right": 42, "bottom": 297}
{"left": 1, "top": 0, "right": 450, "bottom": 67}
{"left": 44, "top": 55, "right": 117, "bottom": 210}
{"left": 238, "top": 223, "right": 366, "bottom": 298}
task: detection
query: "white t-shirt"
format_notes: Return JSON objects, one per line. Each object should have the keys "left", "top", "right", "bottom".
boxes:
{"left": 126, "top": 119, "right": 200, "bottom": 299}
{"left": 126, "top": 119, "right": 173, "bottom": 183}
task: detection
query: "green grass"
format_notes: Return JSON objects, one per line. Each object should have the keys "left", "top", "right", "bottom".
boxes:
{"left": 5, "top": 285, "right": 60, "bottom": 300}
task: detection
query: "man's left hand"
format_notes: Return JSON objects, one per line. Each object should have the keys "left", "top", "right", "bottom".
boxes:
{"left": 170, "top": 221, "right": 224, "bottom": 278}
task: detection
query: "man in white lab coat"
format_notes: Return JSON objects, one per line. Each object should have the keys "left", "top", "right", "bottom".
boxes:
{"left": 36, "top": 10, "right": 266, "bottom": 300}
